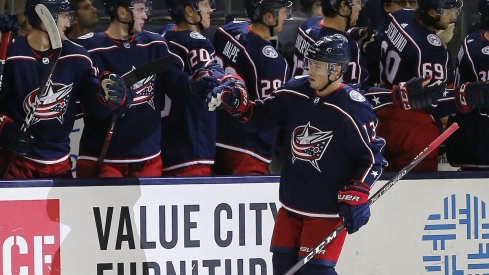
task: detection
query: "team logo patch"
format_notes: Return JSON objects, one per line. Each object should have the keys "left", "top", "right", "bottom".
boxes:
{"left": 23, "top": 79, "right": 73, "bottom": 126}
{"left": 482, "top": 46, "right": 489, "bottom": 55}
{"left": 0, "top": 200, "right": 60, "bottom": 275}
{"left": 349, "top": 90, "right": 366, "bottom": 102}
{"left": 78, "top": 32, "right": 94, "bottom": 39}
{"left": 129, "top": 67, "right": 156, "bottom": 110}
{"left": 190, "top": 31, "right": 206, "bottom": 40}
{"left": 291, "top": 122, "right": 333, "bottom": 172}
{"left": 427, "top": 34, "right": 442, "bottom": 46}
{"left": 262, "top": 46, "right": 278, "bottom": 58}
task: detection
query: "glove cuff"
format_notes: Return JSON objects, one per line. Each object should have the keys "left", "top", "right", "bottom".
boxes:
{"left": 392, "top": 83, "right": 411, "bottom": 110}
{"left": 455, "top": 83, "right": 472, "bottom": 113}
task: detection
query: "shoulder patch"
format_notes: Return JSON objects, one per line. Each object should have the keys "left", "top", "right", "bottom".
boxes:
{"left": 262, "top": 45, "right": 278, "bottom": 58}
{"left": 349, "top": 90, "right": 366, "bottom": 102}
{"left": 482, "top": 46, "right": 489, "bottom": 55}
{"left": 190, "top": 31, "right": 206, "bottom": 40}
{"left": 78, "top": 32, "right": 94, "bottom": 39}
{"left": 427, "top": 34, "right": 442, "bottom": 47}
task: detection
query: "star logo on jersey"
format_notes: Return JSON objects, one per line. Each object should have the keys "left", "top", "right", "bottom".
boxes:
{"left": 23, "top": 79, "right": 73, "bottom": 126}
{"left": 129, "top": 67, "right": 156, "bottom": 110}
{"left": 372, "top": 96, "right": 381, "bottom": 106}
{"left": 291, "top": 122, "right": 333, "bottom": 172}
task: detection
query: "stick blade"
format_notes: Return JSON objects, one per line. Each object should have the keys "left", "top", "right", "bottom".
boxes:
{"left": 35, "top": 4, "right": 62, "bottom": 50}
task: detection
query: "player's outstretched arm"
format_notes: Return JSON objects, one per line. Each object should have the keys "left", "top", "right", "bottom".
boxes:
{"left": 365, "top": 76, "right": 445, "bottom": 110}
{"left": 207, "top": 75, "right": 252, "bottom": 120}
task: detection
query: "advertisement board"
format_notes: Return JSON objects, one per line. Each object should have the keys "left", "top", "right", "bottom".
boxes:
{"left": 1, "top": 176, "right": 488, "bottom": 274}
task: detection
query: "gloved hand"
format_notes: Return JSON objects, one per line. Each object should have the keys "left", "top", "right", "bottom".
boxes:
{"left": 436, "top": 23, "right": 455, "bottom": 45}
{"left": 392, "top": 75, "right": 445, "bottom": 110}
{"left": 338, "top": 181, "right": 371, "bottom": 234}
{"left": 190, "top": 68, "right": 220, "bottom": 97}
{"left": 0, "top": 14, "right": 18, "bottom": 34}
{"left": 0, "top": 115, "right": 35, "bottom": 156}
{"left": 207, "top": 75, "right": 250, "bottom": 115}
{"left": 101, "top": 73, "right": 135, "bottom": 113}
{"left": 456, "top": 81, "right": 489, "bottom": 112}
{"left": 346, "top": 27, "right": 369, "bottom": 47}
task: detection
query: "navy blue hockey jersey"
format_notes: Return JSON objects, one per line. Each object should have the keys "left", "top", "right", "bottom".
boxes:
{"left": 75, "top": 31, "right": 191, "bottom": 163}
{"left": 379, "top": 9, "right": 454, "bottom": 87}
{"left": 446, "top": 31, "right": 489, "bottom": 168}
{"left": 292, "top": 16, "right": 367, "bottom": 85}
{"left": 213, "top": 21, "right": 290, "bottom": 163}
{"left": 0, "top": 36, "right": 111, "bottom": 164}
{"left": 245, "top": 76, "right": 387, "bottom": 215}
{"left": 159, "top": 26, "right": 225, "bottom": 171}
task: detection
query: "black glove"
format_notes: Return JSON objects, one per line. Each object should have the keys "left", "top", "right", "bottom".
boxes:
{"left": 0, "top": 14, "right": 18, "bottom": 34}
{"left": 0, "top": 116, "right": 35, "bottom": 156}
{"left": 456, "top": 82, "right": 489, "bottom": 112}
{"left": 101, "top": 73, "right": 135, "bottom": 113}
{"left": 338, "top": 181, "right": 371, "bottom": 234}
{"left": 392, "top": 76, "right": 445, "bottom": 110}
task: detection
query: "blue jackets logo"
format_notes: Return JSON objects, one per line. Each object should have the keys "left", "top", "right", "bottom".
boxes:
{"left": 422, "top": 194, "right": 489, "bottom": 273}
{"left": 291, "top": 122, "right": 333, "bottom": 172}
{"left": 23, "top": 79, "right": 73, "bottom": 125}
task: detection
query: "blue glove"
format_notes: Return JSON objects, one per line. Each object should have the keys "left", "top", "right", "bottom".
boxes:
{"left": 207, "top": 75, "right": 250, "bottom": 115}
{"left": 0, "top": 14, "right": 18, "bottom": 34}
{"left": 338, "top": 181, "right": 371, "bottom": 234}
{"left": 190, "top": 68, "right": 220, "bottom": 97}
{"left": 0, "top": 115, "right": 35, "bottom": 156}
{"left": 101, "top": 73, "right": 135, "bottom": 113}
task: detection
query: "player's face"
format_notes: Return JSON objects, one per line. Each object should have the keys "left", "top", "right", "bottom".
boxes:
{"left": 131, "top": 3, "right": 148, "bottom": 32}
{"left": 272, "top": 7, "right": 288, "bottom": 33}
{"left": 197, "top": 0, "right": 214, "bottom": 29}
{"left": 75, "top": 0, "right": 98, "bottom": 29}
{"left": 349, "top": 0, "right": 363, "bottom": 26}
{"left": 57, "top": 12, "right": 72, "bottom": 40}
{"left": 308, "top": 59, "right": 330, "bottom": 90}
{"left": 436, "top": 6, "right": 460, "bottom": 30}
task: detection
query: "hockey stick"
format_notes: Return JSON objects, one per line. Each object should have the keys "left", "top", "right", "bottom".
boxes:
{"left": 0, "top": 4, "right": 61, "bottom": 179}
{"left": 284, "top": 122, "right": 460, "bottom": 275}
{"left": 22, "top": 4, "right": 62, "bottom": 131}
{"left": 92, "top": 57, "right": 174, "bottom": 177}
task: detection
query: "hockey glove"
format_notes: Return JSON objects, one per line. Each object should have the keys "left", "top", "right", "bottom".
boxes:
{"left": 338, "top": 181, "right": 371, "bottom": 234}
{"left": 190, "top": 68, "right": 220, "bottom": 98}
{"left": 0, "top": 14, "right": 18, "bottom": 34}
{"left": 346, "top": 27, "right": 369, "bottom": 46}
{"left": 392, "top": 75, "right": 444, "bottom": 110}
{"left": 0, "top": 115, "right": 35, "bottom": 156}
{"left": 455, "top": 81, "right": 489, "bottom": 112}
{"left": 207, "top": 75, "right": 250, "bottom": 114}
{"left": 101, "top": 73, "right": 135, "bottom": 113}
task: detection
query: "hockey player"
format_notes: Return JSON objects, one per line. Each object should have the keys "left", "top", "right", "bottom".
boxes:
{"left": 376, "top": 0, "right": 463, "bottom": 171}
{"left": 208, "top": 34, "right": 386, "bottom": 275}
{"left": 212, "top": 0, "right": 292, "bottom": 175}
{"left": 0, "top": 0, "right": 131, "bottom": 179}
{"left": 446, "top": 0, "right": 489, "bottom": 170}
{"left": 157, "top": 0, "right": 232, "bottom": 176}
{"left": 74, "top": 0, "right": 216, "bottom": 178}
{"left": 66, "top": 0, "right": 98, "bottom": 40}
{"left": 291, "top": 0, "right": 367, "bottom": 86}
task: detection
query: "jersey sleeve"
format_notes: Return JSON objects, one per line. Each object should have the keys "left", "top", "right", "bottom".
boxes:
{"left": 343, "top": 102, "right": 387, "bottom": 186}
